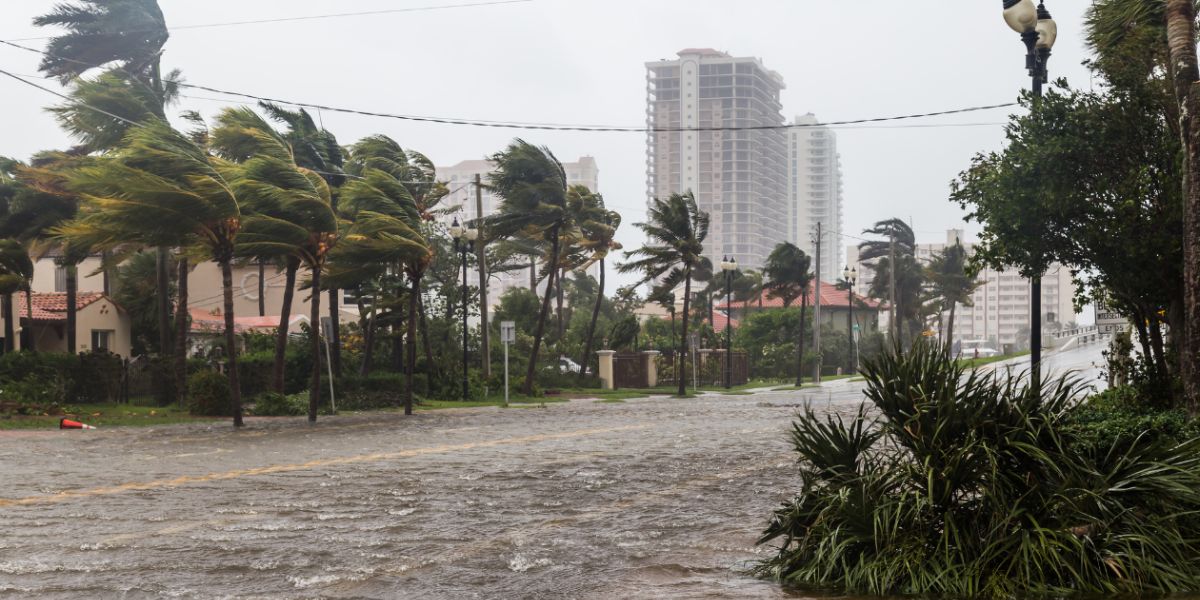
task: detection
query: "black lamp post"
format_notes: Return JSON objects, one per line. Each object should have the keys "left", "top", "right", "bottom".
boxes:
{"left": 450, "top": 217, "right": 478, "bottom": 401}
{"left": 843, "top": 265, "right": 858, "bottom": 373}
{"left": 720, "top": 256, "right": 736, "bottom": 388}
{"left": 1002, "top": 0, "right": 1056, "bottom": 386}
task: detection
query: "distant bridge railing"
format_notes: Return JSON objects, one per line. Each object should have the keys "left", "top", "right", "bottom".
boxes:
{"left": 1046, "top": 325, "right": 1101, "bottom": 350}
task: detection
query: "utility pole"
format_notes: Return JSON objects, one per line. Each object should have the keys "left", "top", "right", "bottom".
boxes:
{"left": 475, "top": 174, "right": 491, "bottom": 378}
{"left": 889, "top": 232, "right": 897, "bottom": 347}
{"left": 813, "top": 222, "right": 822, "bottom": 384}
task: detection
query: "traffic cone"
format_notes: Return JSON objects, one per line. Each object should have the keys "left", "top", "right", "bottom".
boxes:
{"left": 59, "top": 418, "right": 95, "bottom": 430}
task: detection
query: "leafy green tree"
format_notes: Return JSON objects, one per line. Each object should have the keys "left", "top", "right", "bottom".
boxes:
{"left": 925, "top": 240, "right": 980, "bottom": 351}
{"left": 858, "top": 219, "right": 923, "bottom": 348}
{"left": 764, "top": 242, "right": 814, "bottom": 385}
{"left": 619, "top": 191, "right": 709, "bottom": 396}
{"left": 485, "top": 140, "right": 573, "bottom": 395}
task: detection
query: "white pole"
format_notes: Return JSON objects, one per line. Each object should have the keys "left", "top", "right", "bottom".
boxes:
{"left": 503, "top": 341, "right": 510, "bottom": 407}
{"left": 324, "top": 329, "right": 336, "bottom": 413}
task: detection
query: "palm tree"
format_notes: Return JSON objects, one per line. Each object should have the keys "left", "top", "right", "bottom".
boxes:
{"left": 764, "top": 242, "right": 813, "bottom": 386}
{"left": 35, "top": 0, "right": 181, "bottom": 367}
{"left": 485, "top": 140, "right": 573, "bottom": 395}
{"left": 571, "top": 191, "right": 621, "bottom": 380}
{"left": 0, "top": 240, "right": 33, "bottom": 353}
{"left": 59, "top": 120, "right": 245, "bottom": 426}
{"left": 619, "top": 191, "right": 709, "bottom": 397}
{"left": 859, "top": 218, "right": 923, "bottom": 348}
{"left": 926, "top": 240, "right": 980, "bottom": 354}
{"left": 334, "top": 141, "right": 430, "bottom": 415}
{"left": 210, "top": 107, "right": 338, "bottom": 421}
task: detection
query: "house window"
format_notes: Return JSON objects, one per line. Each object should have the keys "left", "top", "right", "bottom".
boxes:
{"left": 91, "top": 330, "right": 113, "bottom": 352}
{"left": 55, "top": 267, "right": 67, "bottom": 292}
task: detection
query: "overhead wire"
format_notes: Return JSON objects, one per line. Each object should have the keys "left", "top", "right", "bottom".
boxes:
{"left": 1, "top": 0, "right": 535, "bottom": 41}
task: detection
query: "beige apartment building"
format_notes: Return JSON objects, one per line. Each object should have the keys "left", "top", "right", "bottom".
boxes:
{"left": 789, "top": 113, "right": 845, "bottom": 280}
{"left": 846, "top": 229, "right": 1076, "bottom": 348}
{"left": 645, "top": 48, "right": 789, "bottom": 271}
{"left": 436, "top": 156, "right": 600, "bottom": 308}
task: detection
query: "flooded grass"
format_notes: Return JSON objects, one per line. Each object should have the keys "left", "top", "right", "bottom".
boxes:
{"left": 0, "top": 403, "right": 218, "bottom": 430}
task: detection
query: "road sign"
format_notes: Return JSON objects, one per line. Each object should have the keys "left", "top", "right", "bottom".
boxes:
{"left": 500, "top": 321, "right": 515, "bottom": 343}
{"left": 1095, "top": 303, "right": 1128, "bottom": 335}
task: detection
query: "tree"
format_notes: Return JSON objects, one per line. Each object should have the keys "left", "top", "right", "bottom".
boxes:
{"left": 35, "top": 0, "right": 181, "bottom": 369}
{"left": 764, "top": 242, "right": 813, "bottom": 386}
{"left": 0, "top": 240, "right": 33, "bottom": 353}
{"left": 858, "top": 219, "right": 923, "bottom": 348}
{"left": 485, "top": 140, "right": 573, "bottom": 395}
{"left": 570, "top": 190, "right": 620, "bottom": 380}
{"left": 925, "top": 241, "right": 979, "bottom": 353}
{"left": 619, "top": 191, "right": 709, "bottom": 397}
{"left": 59, "top": 120, "right": 245, "bottom": 426}
{"left": 210, "top": 107, "right": 338, "bottom": 422}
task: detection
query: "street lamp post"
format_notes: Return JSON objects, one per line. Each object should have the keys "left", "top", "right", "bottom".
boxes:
{"left": 720, "top": 256, "right": 736, "bottom": 389}
{"left": 450, "top": 217, "right": 479, "bottom": 401}
{"left": 1002, "top": 0, "right": 1056, "bottom": 386}
{"left": 843, "top": 265, "right": 858, "bottom": 373}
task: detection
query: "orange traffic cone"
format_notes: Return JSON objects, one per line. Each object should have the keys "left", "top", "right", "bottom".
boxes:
{"left": 59, "top": 418, "right": 96, "bottom": 430}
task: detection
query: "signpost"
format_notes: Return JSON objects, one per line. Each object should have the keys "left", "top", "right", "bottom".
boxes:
{"left": 319, "top": 316, "right": 336, "bottom": 413}
{"left": 1095, "top": 303, "right": 1128, "bottom": 335}
{"left": 500, "top": 321, "right": 515, "bottom": 407}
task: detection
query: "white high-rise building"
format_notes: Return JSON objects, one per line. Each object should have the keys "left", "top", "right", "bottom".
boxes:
{"left": 645, "top": 48, "right": 789, "bottom": 271}
{"left": 436, "top": 156, "right": 600, "bottom": 307}
{"left": 846, "top": 229, "right": 1076, "bottom": 348}
{"left": 788, "top": 113, "right": 844, "bottom": 280}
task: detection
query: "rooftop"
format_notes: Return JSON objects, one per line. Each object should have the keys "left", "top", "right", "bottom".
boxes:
{"left": 17, "top": 292, "right": 109, "bottom": 322}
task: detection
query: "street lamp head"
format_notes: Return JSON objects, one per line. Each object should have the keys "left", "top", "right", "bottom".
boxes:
{"left": 1035, "top": 2, "right": 1056, "bottom": 50}
{"left": 721, "top": 255, "right": 735, "bottom": 271}
{"left": 729, "top": 257, "right": 737, "bottom": 271}
{"left": 465, "top": 226, "right": 479, "bottom": 242}
{"left": 1002, "top": 0, "right": 1038, "bottom": 34}
{"left": 449, "top": 217, "right": 463, "bottom": 239}
{"left": 850, "top": 266, "right": 858, "bottom": 281}
{"left": 843, "top": 265, "right": 851, "bottom": 281}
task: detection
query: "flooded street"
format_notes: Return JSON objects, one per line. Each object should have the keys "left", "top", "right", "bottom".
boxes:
{"left": 0, "top": 386, "right": 867, "bottom": 599}
{"left": 0, "top": 345, "right": 1106, "bottom": 599}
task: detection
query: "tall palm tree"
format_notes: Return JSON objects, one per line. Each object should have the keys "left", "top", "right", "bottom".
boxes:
{"left": 0, "top": 240, "right": 33, "bottom": 353}
{"left": 485, "top": 140, "right": 572, "bottom": 395}
{"left": 59, "top": 120, "right": 245, "bottom": 426}
{"left": 334, "top": 141, "right": 430, "bottom": 415}
{"left": 619, "top": 191, "right": 709, "bottom": 397}
{"left": 210, "top": 107, "right": 338, "bottom": 421}
{"left": 571, "top": 191, "right": 621, "bottom": 379}
{"left": 35, "top": 0, "right": 181, "bottom": 366}
{"left": 926, "top": 240, "right": 980, "bottom": 353}
{"left": 764, "top": 242, "right": 813, "bottom": 386}
{"left": 859, "top": 218, "right": 922, "bottom": 348}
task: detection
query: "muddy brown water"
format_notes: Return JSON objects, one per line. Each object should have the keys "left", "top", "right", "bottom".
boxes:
{"left": 0, "top": 385, "right": 873, "bottom": 599}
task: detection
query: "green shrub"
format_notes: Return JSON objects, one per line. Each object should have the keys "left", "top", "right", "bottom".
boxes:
{"left": 237, "top": 350, "right": 312, "bottom": 397}
{"left": 0, "top": 351, "right": 123, "bottom": 404}
{"left": 1065, "top": 385, "right": 1200, "bottom": 455}
{"left": 187, "top": 371, "right": 232, "bottom": 416}
{"left": 756, "top": 341, "right": 1200, "bottom": 597}
{"left": 250, "top": 391, "right": 306, "bottom": 416}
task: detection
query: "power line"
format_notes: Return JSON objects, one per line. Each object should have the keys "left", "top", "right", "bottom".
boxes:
{"left": 0, "top": 38, "right": 1017, "bottom": 134}
{"left": 2, "top": 0, "right": 535, "bottom": 42}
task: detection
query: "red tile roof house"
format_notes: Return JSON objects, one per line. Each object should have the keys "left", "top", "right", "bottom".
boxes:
{"left": 6, "top": 292, "right": 133, "bottom": 357}
{"left": 186, "top": 307, "right": 308, "bottom": 356}
{"left": 715, "top": 281, "right": 882, "bottom": 335}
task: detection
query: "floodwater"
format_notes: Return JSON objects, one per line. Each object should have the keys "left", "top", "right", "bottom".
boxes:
{"left": 0, "top": 344, "right": 1105, "bottom": 599}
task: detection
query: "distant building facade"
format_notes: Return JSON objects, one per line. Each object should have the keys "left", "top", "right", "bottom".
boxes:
{"left": 645, "top": 48, "right": 789, "bottom": 271}
{"left": 789, "top": 113, "right": 844, "bottom": 281}
{"left": 846, "top": 229, "right": 1076, "bottom": 348}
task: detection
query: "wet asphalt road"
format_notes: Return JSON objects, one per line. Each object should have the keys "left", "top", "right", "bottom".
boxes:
{"left": 0, "top": 343, "right": 1105, "bottom": 599}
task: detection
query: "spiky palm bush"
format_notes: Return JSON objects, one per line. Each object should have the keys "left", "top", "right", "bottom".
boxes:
{"left": 757, "top": 341, "right": 1200, "bottom": 597}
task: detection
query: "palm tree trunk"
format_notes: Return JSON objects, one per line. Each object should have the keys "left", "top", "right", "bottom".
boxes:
{"left": 796, "top": 294, "right": 808, "bottom": 387}
{"left": 1166, "top": 0, "right": 1200, "bottom": 411}
{"left": 556, "top": 266, "right": 565, "bottom": 373}
{"left": 221, "top": 259, "right": 244, "bottom": 427}
{"left": 308, "top": 266, "right": 322, "bottom": 423}
{"left": 257, "top": 259, "right": 265, "bottom": 317}
{"left": 328, "top": 288, "right": 342, "bottom": 376}
{"left": 358, "top": 296, "right": 375, "bottom": 377}
{"left": 405, "top": 270, "right": 420, "bottom": 416}
{"left": 156, "top": 247, "right": 171, "bottom": 356}
{"left": 272, "top": 258, "right": 298, "bottom": 394}
{"left": 416, "top": 273, "right": 435, "bottom": 372}
{"left": 678, "top": 269, "right": 692, "bottom": 397}
{"left": 947, "top": 303, "right": 956, "bottom": 355}
{"left": 578, "top": 258, "right": 604, "bottom": 380}
{"left": 66, "top": 263, "right": 77, "bottom": 354}
{"left": 2, "top": 294, "right": 13, "bottom": 354}
{"left": 523, "top": 225, "right": 559, "bottom": 395}
{"left": 23, "top": 288, "right": 33, "bottom": 352}
{"left": 174, "top": 257, "right": 189, "bottom": 407}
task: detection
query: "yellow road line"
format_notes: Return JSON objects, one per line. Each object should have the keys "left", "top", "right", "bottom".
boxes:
{"left": 0, "top": 424, "right": 649, "bottom": 508}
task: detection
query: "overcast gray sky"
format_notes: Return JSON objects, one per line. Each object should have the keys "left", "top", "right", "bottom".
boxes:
{"left": 1, "top": 0, "right": 1093, "bottom": 291}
